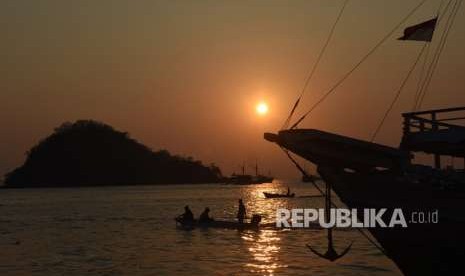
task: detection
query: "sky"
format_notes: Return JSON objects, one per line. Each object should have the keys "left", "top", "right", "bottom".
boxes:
{"left": 1, "top": 0, "right": 465, "bottom": 180}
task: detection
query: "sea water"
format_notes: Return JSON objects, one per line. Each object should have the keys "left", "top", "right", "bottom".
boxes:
{"left": 0, "top": 182, "right": 401, "bottom": 275}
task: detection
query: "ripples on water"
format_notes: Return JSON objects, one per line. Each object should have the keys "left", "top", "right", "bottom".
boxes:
{"left": 0, "top": 182, "right": 401, "bottom": 275}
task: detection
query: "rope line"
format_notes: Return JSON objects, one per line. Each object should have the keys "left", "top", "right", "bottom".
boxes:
{"left": 437, "top": 0, "right": 448, "bottom": 16}
{"left": 280, "top": 147, "right": 387, "bottom": 255}
{"left": 282, "top": 0, "right": 350, "bottom": 130}
{"left": 416, "top": 0, "right": 461, "bottom": 109}
{"left": 371, "top": 43, "right": 428, "bottom": 142}
{"left": 412, "top": 43, "right": 431, "bottom": 109}
{"left": 412, "top": 0, "right": 453, "bottom": 110}
{"left": 290, "top": 0, "right": 428, "bottom": 129}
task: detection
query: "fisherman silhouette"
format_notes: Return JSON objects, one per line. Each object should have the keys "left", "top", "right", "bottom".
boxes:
{"left": 199, "top": 207, "right": 213, "bottom": 223}
{"left": 237, "top": 199, "right": 246, "bottom": 223}
{"left": 179, "top": 205, "right": 194, "bottom": 223}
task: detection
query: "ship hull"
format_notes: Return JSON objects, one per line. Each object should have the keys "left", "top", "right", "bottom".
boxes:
{"left": 265, "top": 129, "right": 465, "bottom": 275}
{"left": 318, "top": 165, "right": 465, "bottom": 276}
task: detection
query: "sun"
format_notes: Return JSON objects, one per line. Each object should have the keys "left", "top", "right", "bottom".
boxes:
{"left": 256, "top": 102, "right": 269, "bottom": 115}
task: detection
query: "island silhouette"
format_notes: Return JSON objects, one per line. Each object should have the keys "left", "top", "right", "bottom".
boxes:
{"left": 3, "top": 120, "right": 222, "bottom": 188}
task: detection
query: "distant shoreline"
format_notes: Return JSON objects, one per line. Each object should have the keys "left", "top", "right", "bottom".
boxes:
{"left": 3, "top": 120, "right": 224, "bottom": 188}
{"left": 1, "top": 181, "right": 226, "bottom": 190}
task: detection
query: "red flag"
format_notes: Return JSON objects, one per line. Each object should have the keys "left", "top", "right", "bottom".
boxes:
{"left": 399, "top": 17, "right": 437, "bottom": 42}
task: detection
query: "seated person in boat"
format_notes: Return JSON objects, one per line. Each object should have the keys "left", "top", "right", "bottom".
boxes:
{"left": 178, "top": 205, "right": 194, "bottom": 223}
{"left": 199, "top": 207, "right": 214, "bottom": 223}
{"left": 237, "top": 199, "right": 246, "bottom": 223}
{"left": 287, "top": 187, "right": 291, "bottom": 195}
{"left": 251, "top": 214, "right": 262, "bottom": 226}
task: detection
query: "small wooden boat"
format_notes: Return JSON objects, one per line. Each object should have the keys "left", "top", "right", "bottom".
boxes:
{"left": 302, "top": 174, "right": 321, "bottom": 183}
{"left": 263, "top": 192, "right": 295, "bottom": 198}
{"left": 175, "top": 216, "right": 261, "bottom": 230}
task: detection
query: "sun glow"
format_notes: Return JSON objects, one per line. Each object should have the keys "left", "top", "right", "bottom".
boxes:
{"left": 256, "top": 102, "right": 269, "bottom": 116}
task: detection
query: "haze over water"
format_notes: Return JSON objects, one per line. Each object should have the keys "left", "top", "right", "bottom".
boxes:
{"left": 0, "top": 181, "right": 400, "bottom": 276}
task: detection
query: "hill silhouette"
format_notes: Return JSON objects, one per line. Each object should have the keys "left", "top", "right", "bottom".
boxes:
{"left": 4, "top": 120, "right": 222, "bottom": 188}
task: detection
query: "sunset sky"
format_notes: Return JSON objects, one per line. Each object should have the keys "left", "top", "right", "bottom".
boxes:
{"left": 1, "top": 0, "right": 464, "bottom": 179}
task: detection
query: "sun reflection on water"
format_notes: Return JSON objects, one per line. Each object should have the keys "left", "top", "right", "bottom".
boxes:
{"left": 242, "top": 230, "right": 287, "bottom": 275}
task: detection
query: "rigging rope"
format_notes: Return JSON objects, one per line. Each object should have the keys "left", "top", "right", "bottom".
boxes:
{"left": 280, "top": 147, "right": 325, "bottom": 195}
{"left": 412, "top": 0, "right": 455, "bottom": 110}
{"left": 289, "top": 0, "right": 428, "bottom": 130}
{"left": 371, "top": 43, "right": 428, "bottom": 142}
{"left": 416, "top": 0, "right": 462, "bottom": 109}
{"left": 282, "top": 0, "right": 350, "bottom": 130}
{"left": 412, "top": 0, "right": 453, "bottom": 110}
{"left": 437, "top": 0, "right": 448, "bottom": 16}
{"left": 280, "top": 147, "right": 387, "bottom": 255}
{"left": 277, "top": 0, "right": 461, "bottom": 259}
{"left": 413, "top": 0, "right": 455, "bottom": 110}
{"left": 412, "top": 43, "right": 431, "bottom": 108}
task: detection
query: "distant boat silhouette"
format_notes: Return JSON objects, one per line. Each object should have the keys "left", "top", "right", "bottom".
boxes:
{"left": 224, "top": 161, "right": 273, "bottom": 185}
{"left": 263, "top": 192, "right": 295, "bottom": 198}
{"left": 301, "top": 173, "right": 321, "bottom": 183}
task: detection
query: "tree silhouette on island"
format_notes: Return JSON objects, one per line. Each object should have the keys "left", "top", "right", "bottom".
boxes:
{"left": 4, "top": 120, "right": 222, "bottom": 188}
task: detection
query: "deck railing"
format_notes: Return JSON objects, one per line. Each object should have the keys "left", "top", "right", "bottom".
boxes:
{"left": 402, "top": 107, "right": 465, "bottom": 168}
{"left": 402, "top": 107, "right": 465, "bottom": 136}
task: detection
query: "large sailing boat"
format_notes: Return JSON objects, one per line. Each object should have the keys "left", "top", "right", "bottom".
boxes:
{"left": 265, "top": 1, "right": 465, "bottom": 275}
{"left": 225, "top": 162, "right": 274, "bottom": 185}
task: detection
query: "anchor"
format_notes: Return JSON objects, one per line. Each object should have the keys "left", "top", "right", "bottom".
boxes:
{"left": 307, "top": 177, "right": 352, "bottom": 261}
{"left": 307, "top": 228, "right": 353, "bottom": 261}
{"left": 280, "top": 149, "right": 353, "bottom": 261}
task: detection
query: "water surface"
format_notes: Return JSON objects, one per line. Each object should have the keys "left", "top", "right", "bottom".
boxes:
{"left": 0, "top": 182, "right": 401, "bottom": 275}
